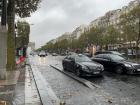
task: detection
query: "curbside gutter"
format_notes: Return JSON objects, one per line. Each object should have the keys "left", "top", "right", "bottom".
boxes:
{"left": 50, "top": 65, "right": 101, "bottom": 89}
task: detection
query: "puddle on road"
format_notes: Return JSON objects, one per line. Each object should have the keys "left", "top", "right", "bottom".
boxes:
{"left": 0, "top": 100, "right": 10, "bottom": 105}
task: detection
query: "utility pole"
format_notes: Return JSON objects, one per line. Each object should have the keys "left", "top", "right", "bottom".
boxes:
{"left": 0, "top": 0, "right": 7, "bottom": 79}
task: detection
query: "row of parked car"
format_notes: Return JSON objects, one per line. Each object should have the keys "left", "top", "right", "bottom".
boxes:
{"left": 62, "top": 51, "right": 140, "bottom": 77}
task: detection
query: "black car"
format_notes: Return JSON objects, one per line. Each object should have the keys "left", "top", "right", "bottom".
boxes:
{"left": 94, "top": 51, "right": 123, "bottom": 56}
{"left": 92, "top": 54, "right": 140, "bottom": 74}
{"left": 62, "top": 54, "right": 104, "bottom": 76}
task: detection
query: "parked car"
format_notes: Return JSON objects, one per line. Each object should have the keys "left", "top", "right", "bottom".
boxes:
{"left": 62, "top": 54, "right": 104, "bottom": 76}
{"left": 94, "top": 51, "right": 123, "bottom": 56}
{"left": 38, "top": 51, "right": 46, "bottom": 57}
{"left": 91, "top": 54, "right": 140, "bottom": 74}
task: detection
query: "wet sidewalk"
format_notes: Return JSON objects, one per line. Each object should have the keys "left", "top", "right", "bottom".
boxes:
{"left": 0, "top": 64, "right": 42, "bottom": 105}
{"left": 0, "top": 70, "right": 20, "bottom": 104}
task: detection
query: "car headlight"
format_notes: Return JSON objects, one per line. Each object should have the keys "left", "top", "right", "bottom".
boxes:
{"left": 81, "top": 65, "right": 92, "bottom": 72}
{"left": 82, "top": 65, "right": 88, "bottom": 70}
{"left": 100, "top": 65, "right": 104, "bottom": 71}
{"left": 124, "top": 64, "right": 132, "bottom": 68}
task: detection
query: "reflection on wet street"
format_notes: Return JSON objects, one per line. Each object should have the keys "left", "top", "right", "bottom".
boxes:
{"left": 86, "top": 71, "right": 140, "bottom": 86}
{"left": 38, "top": 57, "right": 47, "bottom": 65}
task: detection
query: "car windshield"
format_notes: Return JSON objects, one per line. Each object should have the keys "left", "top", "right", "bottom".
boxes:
{"left": 109, "top": 54, "right": 125, "bottom": 61}
{"left": 75, "top": 55, "right": 92, "bottom": 62}
{"left": 40, "top": 51, "right": 45, "bottom": 54}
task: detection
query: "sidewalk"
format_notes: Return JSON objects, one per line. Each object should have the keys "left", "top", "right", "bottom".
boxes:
{"left": 0, "top": 69, "right": 20, "bottom": 105}
{"left": 0, "top": 63, "right": 42, "bottom": 105}
{"left": 0, "top": 57, "right": 62, "bottom": 105}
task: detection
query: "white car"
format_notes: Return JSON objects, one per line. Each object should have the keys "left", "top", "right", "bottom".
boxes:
{"left": 39, "top": 51, "right": 46, "bottom": 57}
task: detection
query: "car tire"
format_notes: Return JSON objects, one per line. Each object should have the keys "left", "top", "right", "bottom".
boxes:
{"left": 63, "top": 66, "right": 67, "bottom": 71}
{"left": 75, "top": 69, "right": 81, "bottom": 77}
{"left": 115, "top": 66, "right": 123, "bottom": 74}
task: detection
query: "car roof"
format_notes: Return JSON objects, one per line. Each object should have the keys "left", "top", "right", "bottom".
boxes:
{"left": 95, "top": 51, "right": 121, "bottom": 55}
{"left": 95, "top": 53, "right": 122, "bottom": 57}
{"left": 68, "top": 54, "right": 86, "bottom": 57}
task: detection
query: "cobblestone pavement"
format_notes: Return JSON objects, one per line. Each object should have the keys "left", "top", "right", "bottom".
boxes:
{"left": 29, "top": 55, "right": 140, "bottom": 105}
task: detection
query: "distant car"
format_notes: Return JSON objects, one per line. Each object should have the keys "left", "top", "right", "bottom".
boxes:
{"left": 52, "top": 53, "right": 58, "bottom": 56}
{"left": 91, "top": 54, "right": 140, "bottom": 74}
{"left": 30, "top": 52, "right": 34, "bottom": 56}
{"left": 62, "top": 54, "right": 104, "bottom": 76}
{"left": 39, "top": 51, "right": 46, "bottom": 57}
{"left": 60, "top": 52, "right": 67, "bottom": 56}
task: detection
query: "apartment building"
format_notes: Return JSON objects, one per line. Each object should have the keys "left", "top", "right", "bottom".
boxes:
{"left": 89, "top": 0, "right": 139, "bottom": 29}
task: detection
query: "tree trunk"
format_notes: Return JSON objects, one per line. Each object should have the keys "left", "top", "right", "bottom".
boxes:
{"left": 6, "top": 0, "right": 16, "bottom": 71}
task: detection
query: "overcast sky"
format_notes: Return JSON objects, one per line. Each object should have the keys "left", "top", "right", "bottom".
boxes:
{"left": 25, "top": 0, "right": 133, "bottom": 48}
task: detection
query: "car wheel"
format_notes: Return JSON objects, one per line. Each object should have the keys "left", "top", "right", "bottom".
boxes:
{"left": 63, "top": 66, "right": 67, "bottom": 71}
{"left": 75, "top": 69, "right": 81, "bottom": 77}
{"left": 115, "top": 66, "right": 123, "bottom": 74}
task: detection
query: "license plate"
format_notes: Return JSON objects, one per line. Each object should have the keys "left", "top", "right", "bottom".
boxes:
{"left": 137, "top": 69, "right": 140, "bottom": 71}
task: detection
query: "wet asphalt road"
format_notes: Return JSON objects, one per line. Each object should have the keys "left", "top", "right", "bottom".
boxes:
{"left": 86, "top": 72, "right": 140, "bottom": 103}
{"left": 30, "top": 55, "right": 140, "bottom": 105}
